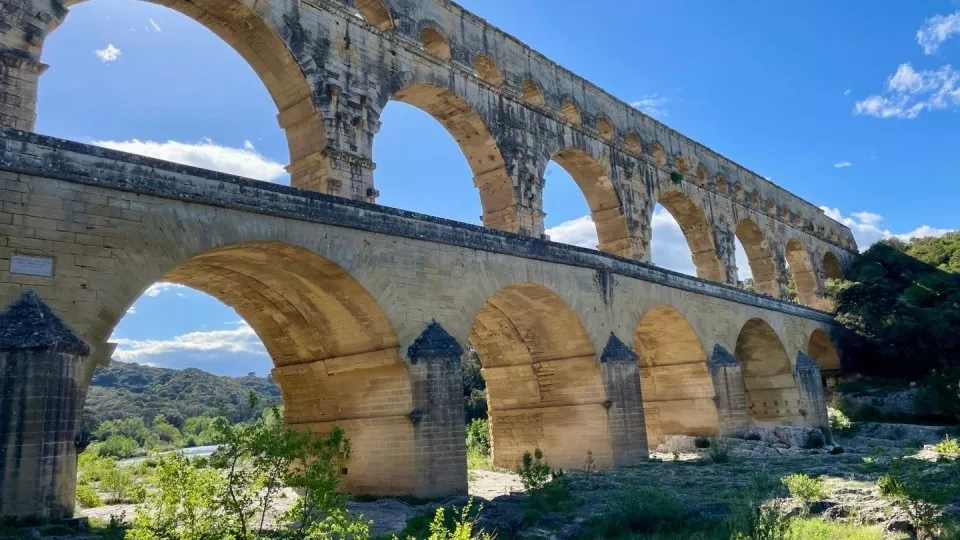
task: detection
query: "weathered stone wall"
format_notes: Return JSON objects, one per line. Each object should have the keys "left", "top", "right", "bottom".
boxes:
{"left": 0, "top": 0, "right": 856, "bottom": 305}
{"left": 0, "top": 131, "right": 843, "bottom": 514}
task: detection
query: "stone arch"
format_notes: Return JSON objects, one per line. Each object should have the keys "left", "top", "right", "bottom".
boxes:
{"left": 715, "top": 176, "right": 728, "bottom": 194}
{"left": 420, "top": 25, "right": 451, "bottom": 59}
{"left": 381, "top": 82, "right": 519, "bottom": 232}
{"left": 785, "top": 238, "right": 819, "bottom": 305}
{"left": 735, "top": 318, "right": 803, "bottom": 424}
{"left": 695, "top": 164, "right": 708, "bottom": 187}
{"left": 808, "top": 329, "right": 841, "bottom": 372}
{"left": 596, "top": 116, "right": 614, "bottom": 140}
{"left": 474, "top": 54, "right": 504, "bottom": 86}
{"left": 735, "top": 219, "right": 780, "bottom": 297}
{"left": 822, "top": 252, "right": 844, "bottom": 280}
{"left": 57, "top": 0, "right": 327, "bottom": 192}
{"left": 550, "top": 147, "right": 632, "bottom": 257}
{"left": 634, "top": 305, "right": 718, "bottom": 447}
{"left": 521, "top": 79, "right": 545, "bottom": 106}
{"left": 561, "top": 99, "right": 582, "bottom": 125}
{"left": 625, "top": 132, "right": 642, "bottom": 155}
{"left": 651, "top": 144, "right": 667, "bottom": 166}
{"left": 144, "top": 241, "right": 416, "bottom": 494}
{"left": 355, "top": 0, "right": 394, "bottom": 31}
{"left": 469, "top": 283, "right": 612, "bottom": 470}
{"left": 656, "top": 191, "right": 726, "bottom": 282}
{"left": 675, "top": 156, "right": 689, "bottom": 174}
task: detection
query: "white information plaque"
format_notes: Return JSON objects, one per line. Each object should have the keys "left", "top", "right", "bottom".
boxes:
{"left": 10, "top": 254, "right": 54, "bottom": 277}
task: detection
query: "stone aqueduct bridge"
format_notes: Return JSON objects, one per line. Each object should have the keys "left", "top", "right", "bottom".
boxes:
{"left": 0, "top": 0, "right": 856, "bottom": 519}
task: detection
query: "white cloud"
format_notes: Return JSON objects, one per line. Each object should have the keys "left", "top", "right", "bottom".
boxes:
{"left": 854, "top": 63, "right": 960, "bottom": 119}
{"left": 833, "top": 161, "right": 853, "bottom": 169}
{"left": 112, "top": 322, "right": 267, "bottom": 363}
{"left": 92, "top": 139, "right": 287, "bottom": 182}
{"left": 544, "top": 216, "right": 597, "bottom": 250}
{"left": 126, "top": 306, "right": 137, "bottom": 315}
{"left": 631, "top": 94, "right": 670, "bottom": 117}
{"left": 843, "top": 89, "right": 852, "bottom": 96}
{"left": 94, "top": 44, "right": 121, "bottom": 63}
{"left": 148, "top": 18, "right": 161, "bottom": 32}
{"left": 917, "top": 12, "right": 960, "bottom": 55}
{"left": 820, "top": 206, "right": 953, "bottom": 249}
{"left": 143, "top": 282, "right": 189, "bottom": 297}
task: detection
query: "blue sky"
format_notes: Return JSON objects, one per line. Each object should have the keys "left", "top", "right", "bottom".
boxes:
{"left": 36, "top": 0, "right": 959, "bottom": 376}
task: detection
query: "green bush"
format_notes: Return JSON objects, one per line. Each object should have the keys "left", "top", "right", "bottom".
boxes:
{"left": 786, "top": 517, "right": 885, "bottom": 540}
{"left": 588, "top": 487, "right": 689, "bottom": 537}
{"left": 98, "top": 435, "right": 141, "bottom": 459}
{"left": 708, "top": 437, "right": 731, "bottom": 463}
{"left": 78, "top": 452, "right": 119, "bottom": 483}
{"left": 466, "top": 419, "right": 490, "bottom": 456}
{"left": 781, "top": 474, "right": 827, "bottom": 514}
{"left": 934, "top": 435, "right": 960, "bottom": 457}
{"left": 730, "top": 471, "right": 790, "bottom": 540}
{"left": 828, "top": 408, "right": 852, "bottom": 433}
{"left": 75, "top": 483, "right": 102, "bottom": 509}
{"left": 516, "top": 449, "right": 553, "bottom": 493}
{"left": 877, "top": 460, "right": 956, "bottom": 539}
{"left": 100, "top": 466, "right": 139, "bottom": 504}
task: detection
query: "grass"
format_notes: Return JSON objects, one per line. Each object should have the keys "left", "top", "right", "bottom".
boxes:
{"left": 785, "top": 518, "right": 892, "bottom": 540}
{"left": 467, "top": 447, "right": 494, "bottom": 471}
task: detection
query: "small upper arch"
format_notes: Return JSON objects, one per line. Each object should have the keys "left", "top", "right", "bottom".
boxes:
{"left": 560, "top": 99, "right": 582, "bottom": 125}
{"left": 822, "top": 251, "right": 844, "bottom": 280}
{"left": 521, "top": 78, "right": 545, "bottom": 106}
{"left": 355, "top": 0, "right": 395, "bottom": 31}
{"left": 651, "top": 143, "right": 667, "bottom": 166}
{"left": 596, "top": 116, "right": 614, "bottom": 140}
{"left": 420, "top": 25, "right": 451, "bottom": 59}
{"left": 474, "top": 53, "right": 504, "bottom": 86}
{"left": 625, "top": 132, "right": 642, "bottom": 155}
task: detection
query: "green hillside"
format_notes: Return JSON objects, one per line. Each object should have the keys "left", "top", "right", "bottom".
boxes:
{"left": 82, "top": 360, "right": 281, "bottom": 432}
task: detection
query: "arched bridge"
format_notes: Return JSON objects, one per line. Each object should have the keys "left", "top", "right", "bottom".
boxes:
{"left": 0, "top": 0, "right": 856, "bottom": 520}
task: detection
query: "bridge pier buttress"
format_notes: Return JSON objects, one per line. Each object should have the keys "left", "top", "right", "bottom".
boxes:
{"left": 707, "top": 345, "right": 750, "bottom": 436}
{"left": 406, "top": 322, "right": 468, "bottom": 498}
{"left": 599, "top": 334, "right": 648, "bottom": 464}
{"left": 0, "top": 291, "right": 92, "bottom": 520}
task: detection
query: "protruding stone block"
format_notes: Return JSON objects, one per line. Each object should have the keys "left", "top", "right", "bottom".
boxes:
{"left": 795, "top": 352, "right": 829, "bottom": 430}
{"left": 0, "top": 290, "right": 91, "bottom": 520}
{"left": 599, "top": 333, "right": 648, "bottom": 463}
{"left": 407, "top": 321, "right": 467, "bottom": 497}
{"left": 708, "top": 345, "right": 749, "bottom": 435}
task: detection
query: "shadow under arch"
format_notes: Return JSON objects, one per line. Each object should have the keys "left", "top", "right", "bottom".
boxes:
{"left": 822, "top": 251, "right": 844, "bottom": 280}
{"left": 785, "top": 238, "right": 819, "bottom": 305}
{"left": 144, "top": 241, "right": 416, "bottom": 495}
{"left": 55, "top": 0, "right": 327, "bottom": 190}
{"left": 735, "top": 318, "right": 803, "bottom": 425}
{"left": 634, "top": 305, "right": 719, "bottom": 448}
{"left": 735, "top": 218, "right": 780, "bottom": 297}
{"left": 656, "top": 190, "right": 725, "bottom": 282}
{"left": 807, "top": 328, "right": 841, "bottom": 372}
{"left": 550, "top": 147, "right": 632, "bottom": 257}
{"left": 381, "top": 82, "right": 522, "bottom": 233}
{"left": 468, "top": 283, "right": 612, "bottom": 469}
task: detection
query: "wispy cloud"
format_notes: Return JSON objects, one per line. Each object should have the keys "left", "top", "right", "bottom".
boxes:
{"left": 854, "top": 63, "right": 959, "bottom": 119}
{"left": 631, "top": 94, "right": 670, "bottom": 117}
{"left": 112, "top": 322, "right": 267, "bottom": 363}
{"left": 821, "top": 206, "right": 953, "bottom": 249}
{"left": 917, "top": 12, "right": 960, "bottom": 55}
{"left": 143, "top": 282, "right": 189, "bottom": 298}
{"left": 92, "top": 139, "right": 287, "bottom": 182}
{"left": 148, "top": 18, "right": 161, "bottom": 32}
{"left": 843, "top": 89, "right": 852, "bottom": 96}
{"left": 94, "top": 44, "right": 121, "bottom": 63}
{"left": 833, "top": 161, "right": 853, "bottom": 169}
{"left": 126, "top": 306, "right": 137, "bottom": 315}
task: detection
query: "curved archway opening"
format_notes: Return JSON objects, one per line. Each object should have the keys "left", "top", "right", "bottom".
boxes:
{"left": 823, "top": 252, "right": 844, "bottom": 281}
{"left": 43, "top": 0, "right": 326, "bottom": 190}
{"left": 649, "top": 203, "right": 696, "bottom": 276}
{"left": 469, "top": 283, "right": 612, "bottom": 469}
{"left": 420, "top": 26, "right": 451, "bottom": 59}
{"left": 635, "top": 306, "right": 718, "bottom": 447}
{"left": 521, "top": 79, "right": 545, "bottom": 106}
{"left": 735, "top": 219, "right": 780, "bottom": 297}
{"left": 112, "top": 242, "right": 416, "bottom": 495}
{"left": 735, "top": 319, "right": 803, "bottom": 425}
{"left": 355, "top": 0, "right": 394, "bottom": 31}
{"left": 548, "top": 148, "right": 631, "bottom": 257}
{"left": 785, "top": 238, "right": 819, "bottom": 305}
{"left": 375, "top": 83, "right": 516, "bottom": 231}
{"left": 655, "top": 192, "right": 725, "bottom": 281}
{"left": 808, "top": 329, "right": 841, "bottom": 373}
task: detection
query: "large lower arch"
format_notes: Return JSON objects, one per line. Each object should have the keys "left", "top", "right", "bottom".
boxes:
{"left": 551, "top": 148, "right": 632, "bottom": 257}
{"left": 469, "top": 283, "right": 612, "bottom": 469}
{"left": 157, "top": 242, "right": 417, "bottom": 495}
{"left": 734, "top": 319, "right": 803, "bottom": 425}
{"left": 51, "top": 0, "right": 328, "bottom": 191}
{"left": 382, "top": 83, "right": 523, "bottom": 233}
{"left": 807, "top": 329, "right": 841, "bottom": 372}
{"left": 735, "top": 219, "right": 780, "bottom": 297}
{"left": 656, "top": 191, "right": 726, "bottom": 282}
{"left": 634, "top": 305, "right": 719, "bottom": 447}
{"left": 785, "top": 238, "right": 819, "bottom": 305}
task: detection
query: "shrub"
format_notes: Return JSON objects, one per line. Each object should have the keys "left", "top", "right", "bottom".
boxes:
{"left": 516, "top": 449, "right": 554, "bottom": 493}
{"left": 828, "top": 408, "right": 853, "bottom": 433}
{"left": 75, "top": 483, "right": 102, "bottom": 509}
{"left": 588, "top": 487, "right": 688, "bottom": 537}
{"left": 396, "top": 500, "right": 491, "bottom": 540}
{"left": 934, "top": 435, "right": 960, "bottom": 457}
{"left": 100, "top": 466, "right": 139, "bottom": 504}
{"left": 730, "top": 471, "right": 790, "bottom": 540}
{"left": 98, "top": 435, "right": 141, "bottom": 459}
{"left": 465, "top": 419, "right": 490, "bottom": 456}
{"left": 781, "top": 474, "right": 827, "bottom": 514}
{"left": 877, "top": 462, "right": 954, "bottom": 539}
{"left": 78, "top": 452, "right": 119, "bottom": 483}
{"left": 708, "top": 437, "right": 731, "bottom": 463}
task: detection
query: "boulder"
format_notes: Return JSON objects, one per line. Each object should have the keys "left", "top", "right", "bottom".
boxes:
{"left": 656, "top": 435, "right": 700, "bottom": 454}
{"left": 773, "top": 426, "right": 825, "bottom": 449}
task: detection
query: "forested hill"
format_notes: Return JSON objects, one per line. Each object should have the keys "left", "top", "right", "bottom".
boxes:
{"left": 82, "top": 360, "right": 281, "bottom": 431}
